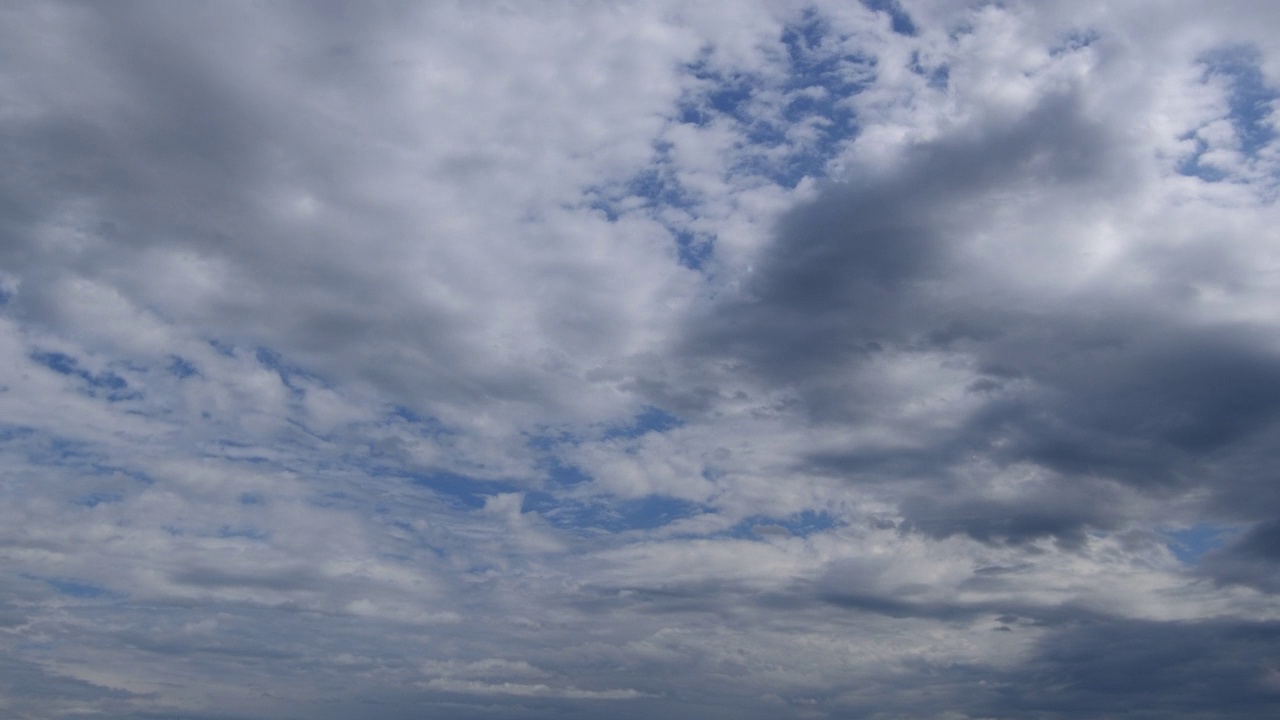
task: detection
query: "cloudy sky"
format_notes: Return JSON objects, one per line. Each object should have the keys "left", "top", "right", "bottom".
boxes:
{"left": 3, "top": 1, "right": 1280, "bottom": 718}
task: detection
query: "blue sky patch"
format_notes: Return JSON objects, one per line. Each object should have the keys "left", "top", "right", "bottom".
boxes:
{"left": 387, "top": 405, "right": 453, "bottom": 437}
{"left": 672, "top": 229, "right": 716, "bottom": 269}
{"left": 0, "top": 425, "right": 35, "bottom": 443}
{"left": 256, "top": 347, "right": 309, "bottom": 397}
{"left": 43, "top": 577, "right": 113, "bottom": 599}
{"left": 208, "top": 338, "right": 237, "bottom": 356}
{"left": 1167, "top": 523, "right": 1236, "bottom": 564}
{"left": 538, "top": 456, "right": 592, "bottom": 489}
{"left": 910, "top": 51, "right": 949, "bottom": 90}
{"left": 31, "top": 350, "right": 81, "bottom": 377}
{"left": 526, "top": 492, "right": 707, "bottom": 533}
{"left": 30, "top": 350, "right": 133, "bottom": 400}
{"left": 1050, "top": 29, "right": 1100, "bottom": 57}
{"left": 217, "top": 525, "right": 270, "bottom": 540}
{"left": 407, "top": 470, "right": 523, "bottom": 510}
{"left": 725, "top": 509, "right": 840, "bottom": 540}
{"left": 863, "top": 0, "right": 917, "bottom": 37}
{"left": 168, "top": 355, "right": 198, "bottom": 378}
{"left": 75, "top": 492, "right": 124, "bottom": 508}
{"left": 1179, "top": 46, "right": 1278, "bottom": 181}
{"left": 602, "top": 406, "right": 683, "bottom": 440}
{"left": 586, "top": 15, "right": 875, "bottom": 274}
{"left": 1203, "top": 47, "right": 1278, "bottom": 157}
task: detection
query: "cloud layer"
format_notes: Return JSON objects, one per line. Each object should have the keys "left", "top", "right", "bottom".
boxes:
{"left": 3, "top": 1, "right": 1280, "bottom": 718}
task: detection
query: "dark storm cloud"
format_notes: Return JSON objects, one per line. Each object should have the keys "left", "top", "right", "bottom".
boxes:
{"left": 1233, "top": 519, "right": 1280, "bottom": 560}
{"left": 820, "top": 618, "right": 1280, "bottom": 720}
{"left": 0, "top": 3, "right": 278, "bottom": 260}
{"left": 898, "top": 478, "right": 1125, "bottom": 547}
{"left": 691, "top": 91, "right": 1116, "bottom": 386}
{"left": 989, "top": 618, "right": 1280, "bottom": 719}
{"left": 1200, "top": 520, "right": 1280, "bottom": 592}
{"left": 688, "top": 86, "right": 1280, "bottom": 544}
{"left": 0, "top": 654, "right": 142, "bottom": 717}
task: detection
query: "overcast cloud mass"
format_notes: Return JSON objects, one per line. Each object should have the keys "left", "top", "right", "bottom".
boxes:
{"left": 3, "top": 1, "right": 1280, "bottom": 718}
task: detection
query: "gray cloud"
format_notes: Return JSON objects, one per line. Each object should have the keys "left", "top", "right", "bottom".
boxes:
{"left": 684, "top": 81, "right": 1280, "bottom": 546}
{"left": 989, "top": 618, "right": 1280, "bottom": 719}
{"left": 1200, "top": 520, "right": 1280, "bottom": 592}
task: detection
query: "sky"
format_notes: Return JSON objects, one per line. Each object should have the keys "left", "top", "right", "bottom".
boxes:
{"left": 2, "top": 1, "right": 1280, "bottom": 718}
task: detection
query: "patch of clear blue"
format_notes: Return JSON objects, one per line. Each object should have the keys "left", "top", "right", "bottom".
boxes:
{"left": 0, "top": 425, "right": 35, "bottom": 443}
{"left": 596, "top": 153, "right": 708, "bottom": 269}
{"left": 46, "top": 437, "right": 98, "bottom": 464}
{"left": 4, "top": 432, "right": 104, "bottom": 470}
{"left": 0, "top": 287, "right": 11, "bottom": 305}
{"left": 674, "top": 48, "right": 757, "bottom": 129}
{"left": 85, "top": 464, "right": 153, "bottom": 485}
{"left": 1050, "top": 29, "right": 1099, "bottom": 57}
{"left": 673, "top": 229, "right": 715, "bottom": 269}
{"left": 603, "top": 406, "right": 683, "bottom": 440}
{"left": 1168, "top": 523, "right": 1233, "bottom": 564}
{"left": 725, "top": 509, "right": 839, "bottom": 540}
{"left": 87, "top": 369, "right": 127, "bottom": 391}
{"left": 769, "top": 15, "right": 871, "bottom": 186}
{"left": 526, "top": 492, "right": 707, "bottom": 533}
{"left": 208, "top": 339, "right": 237, "bottom": 356}
{"left": 540, "top": 455, "right": 591, "bottom": 488}
{"left": 524, "top": 433, "right": 596, "bottom": 493}
{"left": 683, "top": 15, "right": 871, "bottom": 185}
{"left": 255, "top": 347, "right": 307, "bottom": 397}
{"left": 1177, "top": 148, "right": 1227, "bottom": 182}
{"left": 389, "top": 405, "right": 452, "bottom": 436}
{"left": 75, "top": 492, "right": 124, "bottom": 508}
{"left": 617, "top": 495, "right": 709, "bottom": 532}
{"left": 31, "top": 350, "right": 79, "bottom": 376}
{"left": 592, "top": 11, "right": 872, "bottom": 272}
{"left": 307, "top": 491, "right": 351, "bottom": 510}
{"left": 217, "top": 525, "right": 270, "bottom": 540}
{"left": 625, "top": 164, "right": 698, "bottom": 212}
{"left": 910, "top": 51, "right": 949, "bottom": 90}
{"left": 520, "top": 490, "right": 562, "bottom": 515}
{"left": 238, "top": 492, "right": 264, "bottom": 505}
{"left": 863, "top": 0, "right": 917, "bottom": 37}
{"left": 207, "top": 438, "right": 273, "bottom": 464}
{"left": 1204, "top": 47, "right": 1277, "bottom": 157}
{"left": 168, "top": 355, "right": 198, "bottom": 378}
{"left": 1180, "top": 47, "right": 1278, "bottom": 181}
{"left": 704, "top": 78, "right": 756, "bottom": 121}
{"left": 407, "top": 471, "right": 522, "bottom": 510}
{"left": 45, "top": 577, "right": 111, "bottom": 598}
{"left": 525, "top": 429, "right": 572, "bottom": 453}
{"left": 30, "top": 350, "right": 132, "bottom": 399}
